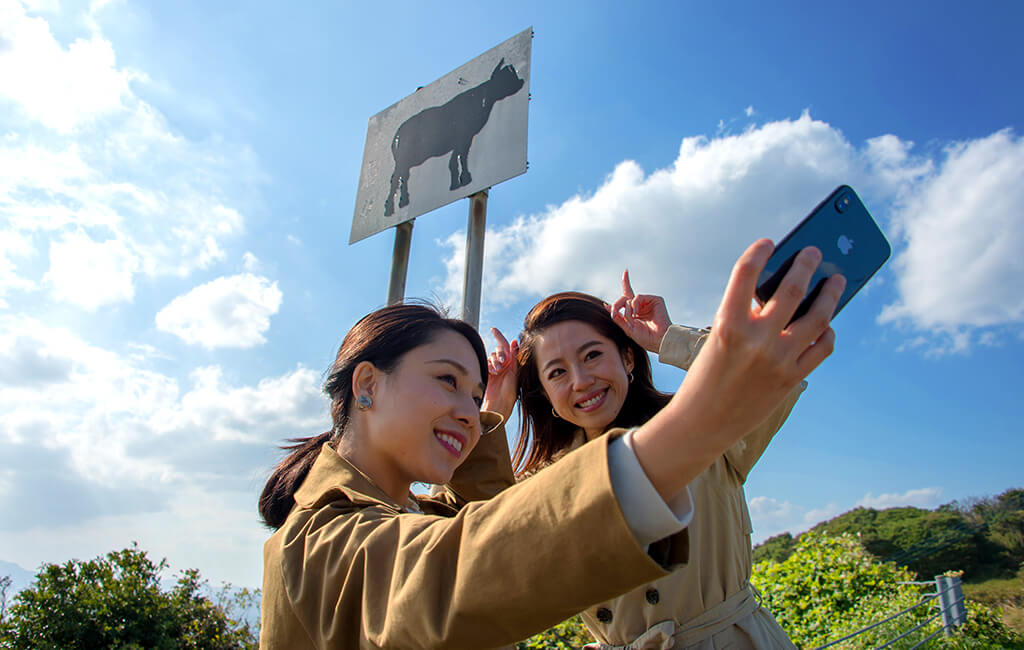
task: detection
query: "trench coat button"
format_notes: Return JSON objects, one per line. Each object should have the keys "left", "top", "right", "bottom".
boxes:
{"left": 596, "top": 607, "right": 613, "bottom": 623}
{"left": 645, "top": 588, "right": 660, "bottom": 605}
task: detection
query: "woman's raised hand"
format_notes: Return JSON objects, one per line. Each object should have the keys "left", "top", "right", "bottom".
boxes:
{"left": 482, "top": 327, "right": 519, "bottom": 421}
{"left": 609, "top": 270, "right": 673, "bottom": 353}
{"left": 684, "top": 240, "right": 843, "bottom": 434}
{"left": 631, "top": 240, "right": 845, "bottom": 501}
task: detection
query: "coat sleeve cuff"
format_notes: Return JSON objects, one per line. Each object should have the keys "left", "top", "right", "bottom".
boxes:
{"left": 607, "top": 429, "right": 694, "bottom": 548}
{"left": 657, "top": 324, "right": 710, "bottom": 371}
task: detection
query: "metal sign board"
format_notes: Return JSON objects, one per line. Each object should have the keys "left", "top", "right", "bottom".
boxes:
{"left": 350, "top": 27, "right": 532, "bottom": 244}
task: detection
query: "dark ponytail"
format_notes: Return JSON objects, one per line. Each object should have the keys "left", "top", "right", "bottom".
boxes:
{"left": 258, "top": 303, "right": 487, "bottom": 529}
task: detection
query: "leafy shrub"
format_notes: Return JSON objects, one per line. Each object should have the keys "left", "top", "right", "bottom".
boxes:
{"left": 753, "top": 532, "right": 797, "bottom": 564}
{"left": 753, "top": 532, "right": 1024, "bottom": 649}
{"left": 0, "top": 544, "right": 257, "bottom": 649}
{"left": 753, "top": 531, "right": 936, "bottom": 648}
{"left": 516, "top": 615, "right": 593, "bottom": 649}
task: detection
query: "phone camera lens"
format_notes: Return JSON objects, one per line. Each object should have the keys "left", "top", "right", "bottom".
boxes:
{"left": 835, "top": 195, "right": 850, "bottom": 213}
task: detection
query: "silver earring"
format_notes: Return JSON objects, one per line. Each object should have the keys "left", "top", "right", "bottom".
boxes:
{"left": 356, "top": 395, "right": 373, "bottom": 411}
{"left": 628, "top": 372, "right": 634, "bottom": 384}
{"left": 551, "top": 406, "right": 559, "bottom": 418}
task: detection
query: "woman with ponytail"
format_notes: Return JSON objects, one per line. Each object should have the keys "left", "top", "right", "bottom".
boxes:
{"left": 258, "top": 240, "right": 844, "bottom": 649}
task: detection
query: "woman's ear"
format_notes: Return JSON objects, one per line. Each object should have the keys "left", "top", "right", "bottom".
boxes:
{"left": 622, "top": 347, "right": 635, "bottom": 375}
{"left": 351, "top": 360, "right": 379, "bottom": 404}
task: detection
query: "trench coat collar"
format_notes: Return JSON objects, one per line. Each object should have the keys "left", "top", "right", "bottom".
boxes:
{"left": 294, "top": 443, "right": 409, "bottom": 513}
{"left": 480, "top": 409, "right": 503, "bottom": 434}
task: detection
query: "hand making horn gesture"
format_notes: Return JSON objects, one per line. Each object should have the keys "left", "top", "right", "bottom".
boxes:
{"left": 609, "top": 269, "right": 674, "bottom": 354}
{"left": 482, "top": 327, "right": 519, "bottom": 421}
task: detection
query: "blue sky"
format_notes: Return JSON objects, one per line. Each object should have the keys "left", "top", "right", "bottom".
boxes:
{"left": 2, "top": 0, "right": 1023, "bottom": 592}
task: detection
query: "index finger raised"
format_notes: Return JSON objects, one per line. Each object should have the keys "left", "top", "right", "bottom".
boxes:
{"left": 621, "top": 269, "right": 635, "bottom": 300}
{"left": 490, "top": 327, "right": 510, "bottom": 354}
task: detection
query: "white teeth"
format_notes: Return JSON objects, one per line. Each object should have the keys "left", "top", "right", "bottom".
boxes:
{"left": 437, "top": 433, "right": 463, "bottom": 453}
{"left": 577, "top": 392, "right": 604, "bottom": 409}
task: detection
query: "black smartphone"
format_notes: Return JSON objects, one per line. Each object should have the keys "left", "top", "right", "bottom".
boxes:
{"left": 755, "top": 185, "right": 891, "bottom": 323}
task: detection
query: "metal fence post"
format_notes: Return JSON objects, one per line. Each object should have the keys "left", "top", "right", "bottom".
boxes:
{"left": 936, "top": 575, "right": 954, "bottom": 636}
{"left": 949, "top": 575, "right": 966, "bottom": 626}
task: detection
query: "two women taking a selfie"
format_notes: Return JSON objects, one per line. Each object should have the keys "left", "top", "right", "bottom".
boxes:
{"left": 258, "top": 240, "right": 843, "bottom": 649}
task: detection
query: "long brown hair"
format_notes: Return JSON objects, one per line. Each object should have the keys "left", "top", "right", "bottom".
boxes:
{"left": 512, "top": 292, "right": 671, "bottom": 475}
{"left": 258, "top": 303, "right": 487, "bottom": 529}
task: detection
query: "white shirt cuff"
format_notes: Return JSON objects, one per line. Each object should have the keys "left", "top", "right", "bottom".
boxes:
{"left": 607, "top": 429, "right": 694, "bottom": 548}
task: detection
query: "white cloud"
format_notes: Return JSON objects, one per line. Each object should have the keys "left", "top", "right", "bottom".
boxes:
{"left": 44, "top": 229, "right": 139, "bottom": 309}
{"left": 858, "top": 487, "right": 942, "bottom": 509}
{"left": 748, "top": 495, "right": 845, "bottom": 544}
{"left": 0, "top": 229, "right": 35, "bottom": 307}
{"left": 242, "top": 251, "right": 260, "bottom": 272}
{"left": 0, "top": 325, "right": 324, "bottom": 589}
{"left": 880, "top": 129, "right": 1024, "bottom": 350}
{"left": 0, "top": 312, "right": 326, "bottom": 521}
{"left": 442, "top": 112, "right": 910, "bottom": 326}
{"left": 802, "top": 502, "right": 844, "bottom": 527}
{"left": 748, "top": 486, "right": 945, "bottom": 544}
{"left": 0, "top": 4, "right": 134, "bottom": 132}
{"left": 0, "top": 3, "right": 259, "bottom": 311}
{"left": 155, "top": 274, "right": 283, "bottom": 349}
{"left": 0, "top": 485, "right": 270, "bottom": 591}
{"left": 745, "top": 105, "right": 755, "bottom": 117}
{"left": 440, "top": 114, "right": 1020, "bottom": 353}
{"left": 748, "top": 496, "right": 799, "bottom": 541}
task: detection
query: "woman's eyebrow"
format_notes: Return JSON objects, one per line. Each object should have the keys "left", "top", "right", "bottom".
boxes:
{"left": 541, "top": 340, "right": 603, "bottom": 372}
{"left": 428, "top": 359, "right": 485, "bottom": 393}
{"left": 577, "top": 340, "right": 602, "bottom": 355}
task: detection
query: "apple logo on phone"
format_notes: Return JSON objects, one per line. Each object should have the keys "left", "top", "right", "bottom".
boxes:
{"left": 837, "top": 234, "right": 854, "bottom": 255}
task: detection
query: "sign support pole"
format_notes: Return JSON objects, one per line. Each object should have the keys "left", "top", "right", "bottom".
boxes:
{"left": 461, "top": 190, "right": 488, "bottom": 329}
{"left": 386, "top": 220, "right": 414, "bottom": 305}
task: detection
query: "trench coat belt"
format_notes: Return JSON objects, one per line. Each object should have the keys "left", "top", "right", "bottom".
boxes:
{"left": 586, "top": 583, "right": 762, "bottom": 650}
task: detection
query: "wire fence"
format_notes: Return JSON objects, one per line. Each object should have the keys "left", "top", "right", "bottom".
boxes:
{"left": 811, "top": 576, "right": 966, "bottom": 649}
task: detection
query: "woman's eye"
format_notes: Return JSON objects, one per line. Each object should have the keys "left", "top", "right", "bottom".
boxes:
{"left": 473, "top": 395, "right": 483, "bottom": 407}
{"left": 438, "top": 374, "right": 457, "bottom": 388}
{"left": 546, "top": 368, "right": 564, "bottom": 380}
{"left": 585, "top": 350, "right": 602, "bottom": 361}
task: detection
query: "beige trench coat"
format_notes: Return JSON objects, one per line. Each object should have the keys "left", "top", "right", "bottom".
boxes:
{"left": 541, "top": 326, "right": 802, "bottom": 649}
{"left": 260, "top": 414, "right": 688, "bottom": 650}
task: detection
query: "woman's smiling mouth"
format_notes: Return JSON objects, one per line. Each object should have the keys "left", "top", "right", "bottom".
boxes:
{"left": 435, "top": 430, "right": 465, "bottom": 457}
{"left": 575, "top": 388, "right": 608, "bottom": 412}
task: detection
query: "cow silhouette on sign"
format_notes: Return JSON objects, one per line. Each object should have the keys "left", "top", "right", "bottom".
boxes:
{"left": 383, "top": 58, "right": 525, "bottom": 217}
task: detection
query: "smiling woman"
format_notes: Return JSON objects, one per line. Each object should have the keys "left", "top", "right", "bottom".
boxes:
{"left": 257, "top": 239, "right": 844, "bottom": 649}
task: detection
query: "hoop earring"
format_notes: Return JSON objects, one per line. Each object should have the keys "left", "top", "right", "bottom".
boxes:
{"left": 356, "top": 395, "right": 373, "bottom": 411}
{"left": 628, "top": 372, "right": 634, "bottom": 384}
{"left": 551, "top": 406, "right": 559, "bottom": 419}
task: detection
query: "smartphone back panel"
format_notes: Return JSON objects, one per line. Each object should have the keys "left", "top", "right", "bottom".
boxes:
{"left": 755, "top": 185, "right": 891, "bottom": 322}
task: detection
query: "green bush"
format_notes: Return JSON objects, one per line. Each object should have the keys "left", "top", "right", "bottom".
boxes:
{"left": 752, "top": 487, "right": 1024, "bottom": 584}
{"left": 753, "top": 532, "right": 1024, "bottom": 649}
{"left": 0, "top": 544, "right": 257, "bottom": 649}
{"left": 753, "top": 531, "right": 935, "bottom": 648}
{"left": 938, "top": 599, "right": 1024, "bottom": 649}
{"left": 753, "top": 532, "right": 797, "bottom": 564}
{"left": 516, "top": 615, "right": 593, "bottom": 649}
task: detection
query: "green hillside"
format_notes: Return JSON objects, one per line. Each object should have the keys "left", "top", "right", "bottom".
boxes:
{"left": 753, "top": 487, "right": 1024, "bottom": 582}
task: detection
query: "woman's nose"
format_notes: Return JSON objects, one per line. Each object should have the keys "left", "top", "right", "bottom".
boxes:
{"left": 453, "top": 394, "right": 481, "bottom": 430}
{"left": 570, "top": 366, "right": 594, "bottom": 390}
